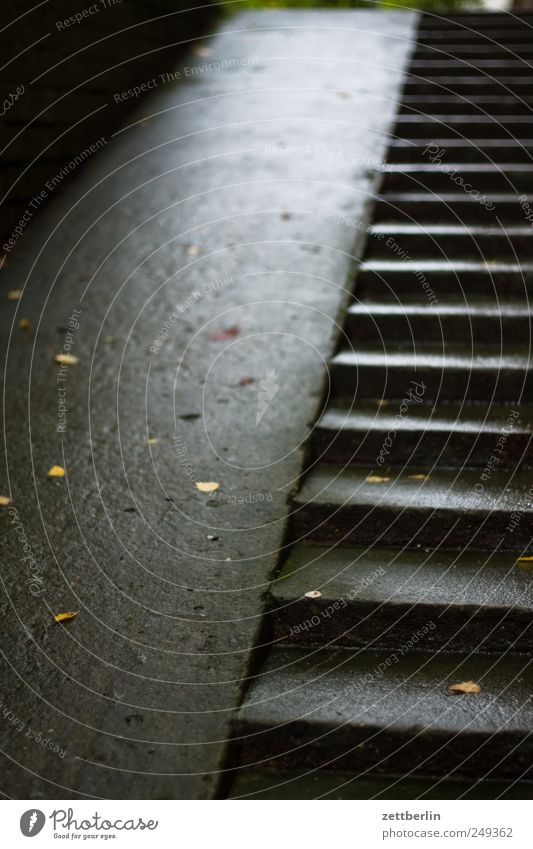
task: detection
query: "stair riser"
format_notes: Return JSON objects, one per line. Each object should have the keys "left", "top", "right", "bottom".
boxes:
{"left": 290, "top": 505, "right": 531, "bottom": 550}
{"left": 345, "top": 309, "right": 532, "bottom": 345}
{"left": 394, "top": 120, "right": 533, "bottom": 139}
{"left": 389, "top": 144, "right": 533, "bottom": 164}
{"left": 236, "top": 722, "right": 533, "bottom": 782}
{"left": 409, "top": 66, "right": 533, "bottom": 78}
{"left": 412, "top": 49, "right": 533, "bottom": 60}
{"left": 367, "top": 232, "right": 533, "bottom": 262}
{"left": 403, "top": 81, "right": 533, "bottom": 95}
{"left": 313, "top": 425, "right": 533, "bottom": 469}
{"left": 400, "top": 100, "right": 533, "bottom": 116}
{"left": 272, "top": 601, "right": 533, "bottom": 653}
{"left": 331, "top": 361, "right": 532, "bottom": 403}
{"left": 356, "top": 268, "right": 533, "bottom": 301}
{"left": 374, "top": 198, "right": 526, "bottom": 225}
{"left": 381, "top": 171, "right": 533, "bottom": 193}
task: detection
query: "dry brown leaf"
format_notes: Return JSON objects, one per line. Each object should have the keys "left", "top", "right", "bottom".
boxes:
{"left": 305, "top": 590, "right": 322, "bottom": 599}
{"left": 18, "top": 318, "right": 30, "bottom": 330}
{"left": 448, "top": 680, "right": 481, "bottom": 695}
{"left": 53, "top": 611, "right": 79, "bottom": 623}
{"left": 0, "top": 495, "right": 12, "bottom": 506}
{"left": 195, "top": 481, "right": 220, "bottom": 493}
{"left": 54, "top": 353, "right": 79, "bottom": 365}
{"left": 7, "top": 289, "right": 22, "bottom": 300}
{"left": 47, "top": 465, "right": 65, "bottom": 478}
{"left": 366, "top": 475, "right": 391, "bottom": 483}
{"left": 375, "top": 399, "right": 389, "bottom": 407}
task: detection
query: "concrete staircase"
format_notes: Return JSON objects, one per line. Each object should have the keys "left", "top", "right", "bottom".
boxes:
{"left": 230, "top": 11, "right": 533, "bottom": 799}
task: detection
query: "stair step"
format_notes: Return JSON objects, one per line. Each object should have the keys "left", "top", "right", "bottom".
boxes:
{"left": 331, "top": 348, "right": 532, "bottom": 403}
{"left": 389, "top": 139, "right": 533, "bottom": 164}
{"left": 345, "top": 300, "right": 533, "bottom": 345}
{"left": 409, "top": 60, "right": 533, "bottom": 77}
{"left": 380, "top": 164, "right": 533, "bottom": 194}
{"left": 400, "top": 95, "right": 533, "bottom": 115}
{"left": 237, "top": 647, "right": 533, "bottom": 780}
{"left": 374, "top": 194, "right": 527, "bottom": 225}
{"left": 367, "top": 224, "right": 533, "bottom": 262}
{"left": 394, "top": 115, "right": 533, "bottom": 140}
{"left": 314, "top": 401, "right": 531, "bottom": 468}
{"left": 412, "top": 46, "right": 533, "bottom": 60}
{"left": 403, "top": 78, "right": 533, "bottom": 96}
{"left": 291, "top": 465, "right": 533, "bottom": 549}
{"left": 229, "top": 769, "right": 533, "bottom": 799}
{"left": 272, "top": 544, "right": 533, "bottom": 652}
{"left": 357, "top": 261, "right": 533, "bottom": 301}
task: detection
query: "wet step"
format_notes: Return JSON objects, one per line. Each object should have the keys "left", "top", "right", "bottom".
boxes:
{"left": 357, "top": 260, "right": 533, "bottom": 301}
{"left": 331, "top": 347, "right": 532, "bottom": 403}
{"left": 389, "top": 139, "right": 533, "bottom": 165}
{"left": 374, "top": 194, "right": 527, "bottom": 225}
{"left": 366, "top": 224, "right": 533, "bottom": 262}
{"left": 412, "top": 46, "right": 533, "bottom": 60}
{"left": 290, "top": 464, "right": 533, "bottom": 549}
{"left": 380, "top": 164, "right": 533, "bottom": 194}
{"left": 345, "top": 300, "right": 533, "bottom": 346}
{"left": 271, "top": 544, "right": 533, "bottom": 652}
{"left": 403, "top": 78, "right": 533, "bottom": 96}
{"left": 313, "top": 401, "right": 532, "bottom": 468}
{"left": 229, "top": 769, "right": 533, "bottom": 800}
{"left": 236, "top": 646, "right": 533, "bottom": 780}
{"left": 400, "top": 95, "right": 533, "bottom": 116}
{"left": 408, "top": 60, "right": 533, "bottom": 77}
{"left": 393, "top": 115, "right": 533, "bottom": 140}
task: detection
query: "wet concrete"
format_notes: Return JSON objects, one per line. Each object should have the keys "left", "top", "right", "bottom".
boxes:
{"left": 0, "top": 10, "right": 414, "bottom": 798}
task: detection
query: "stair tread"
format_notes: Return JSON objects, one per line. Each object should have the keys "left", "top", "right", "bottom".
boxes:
{"left": 275, "top": 544, "right": 533, "bottom": 611}
{"left": 317, "top": 402, "right": 531, "bottom": 435}
{"left": 333, "top": 348, "right": 532, "bottom": 370}
{"left": 293, "top": 464, "right": 533, "bottom": 516}
{"left": 347, "top": 301, "right": 532, "bottom": 318}
{"left": 239, "top": 646, "right": 533, "bottom": 735}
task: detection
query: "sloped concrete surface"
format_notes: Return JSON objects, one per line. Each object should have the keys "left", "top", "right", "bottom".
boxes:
{"left": 0, "top": 11, "right": 415, "bottom": 797}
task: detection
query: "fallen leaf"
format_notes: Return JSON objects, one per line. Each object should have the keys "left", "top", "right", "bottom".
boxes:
{"left": 305, "top": 590, "right": 322, "bottom": 599}
{"left": 0, "top": 495, "right": 12, "bottom": 506}
{"left": 518, "top": 556, "right": 533, "bottom": 561}
{"left": 47, "top": 465, "right": 65, "bottom": 478}
{"left": 195, "top": 481, "right": 220, "bottom": 493}
{"left": 238, "top": 377, "right": 255, "bottom": 386}
{"left": 7, "top": 289, "right": 22, "bottom": 300}
{"left": 53, "top": 611, "right": 79, "bottom": 623}
{"left": 281, "top": 212, "right": 291, "bottom": 220}
{"left": 186, "top": 245, "right": 201, "bottom": 256}
{"left": 148, "top": 438, "right": 159, "bottom": 445}
{"left": 375, "top": 399, "right": 389, "bottom": 407}
{"left": 448, "top": 680, "right": 481, "bottom": 695}
{"left": 195, "top": 46, "right": 212, "bottom": 57}
{"left": 408, "top": 474, "right": 429, "bottom": 480}
{"left": 517, "top": 556, "right": 533, "bottom": 571}
{"left": 103, "top": 335, "right": 116, "bottom": 344}
{"left": 366, "top": 475, "right": 391, "bottom": 483}
{"left": 209, "top": 325, "right": 240, "bottom": 342}
{"left": 18, "top": 318, "right": 30, "bottom": 330}
{"left": 54, "top": 354, "right": 79, "bottom": 365}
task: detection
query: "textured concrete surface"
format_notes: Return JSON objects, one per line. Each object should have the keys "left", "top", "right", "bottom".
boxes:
{"left": 0, "top": 10, "right": 415, "bottom": 798}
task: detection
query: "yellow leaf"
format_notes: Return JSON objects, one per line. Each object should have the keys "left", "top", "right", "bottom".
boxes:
{"left": 7, "top": 289, "right": 22, "bottom": 300}
{"left": 195, "top": 481, "right": 220, "bottom": 493}
{"left": 54, "top": 354, "right": 79, "bottom": 365}
{"left": 518, "top": 556, "right": 533, "bottom": 562}
{"left": 408, "top": 474, "right": 429, "bottom": 480}
{"left": 305, "top": 590, "right": 322, "bottom": 599}
{"left": 54, "top": 611, "right": 79, "bottom": 623}
{"left": 448, "top": 680, "right": 481, "bottom": 695}
{"left": 48, "top": 465, "right": 65, "bottom": 478}
{"left": 0, "top": 495, "right": 12, "bottom": 506}
{"left": 18, "top": 318, "right": 30, "bottom": 330}
{"left": 366, "top": 475, "right": 390, "bottom": 483}
{"left": 148, "top": 438, "right": 159, "bottom": 445}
